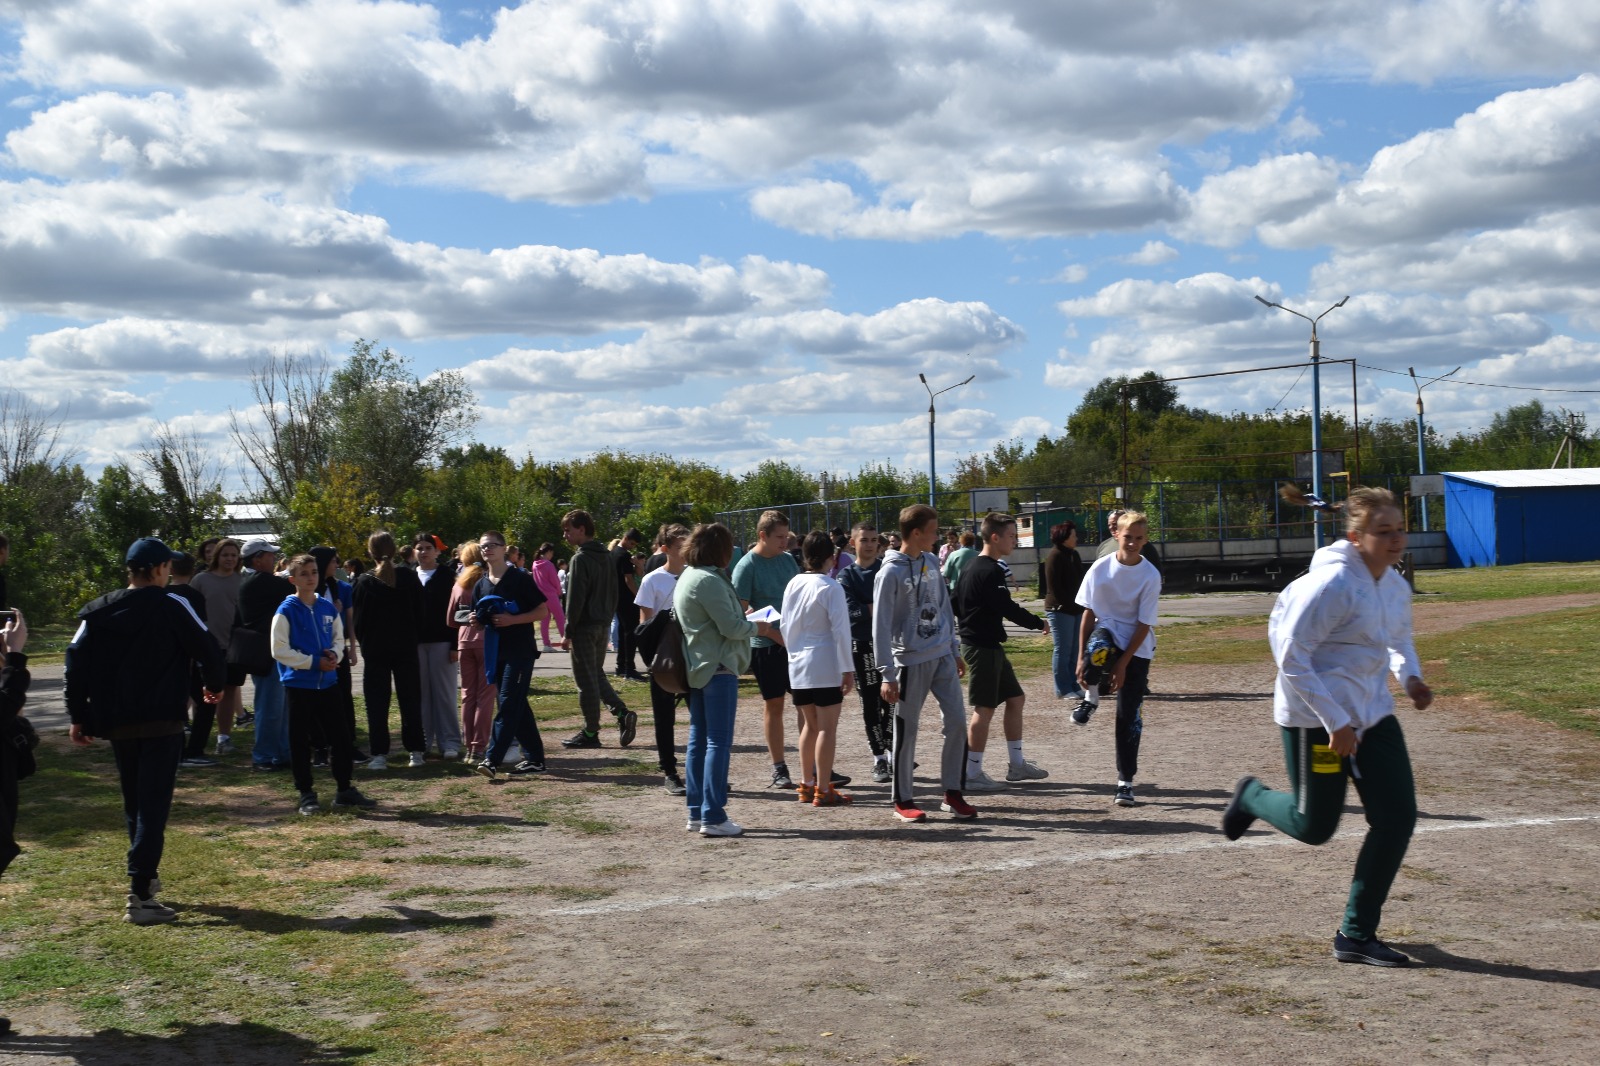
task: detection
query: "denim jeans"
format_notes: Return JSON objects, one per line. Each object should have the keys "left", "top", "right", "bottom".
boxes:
{"left": 1046, "top": 609, "right": 1084, "bottom": 698}
{"left": 249, "top": 671, "right": 289, "bottom": 767}
{"left": 686, "top": 672, "right": 738, "bottom": 826}
{"left": 110, "top": 732, "right": 184, "bottom": 888}
{"left": 486, "top": 651, "right": 544, "bottom": 767}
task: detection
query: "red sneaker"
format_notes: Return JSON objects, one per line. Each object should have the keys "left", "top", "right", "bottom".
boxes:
{"left": 893, "top": 801, "right": 927, "bottom": 823}
{"left": 940, "top": 791, "right": 978, "bottom": 819}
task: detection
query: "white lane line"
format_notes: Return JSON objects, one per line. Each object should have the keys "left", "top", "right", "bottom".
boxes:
{"left": 542, "top": 813, "right": 1600, "bottom": 917}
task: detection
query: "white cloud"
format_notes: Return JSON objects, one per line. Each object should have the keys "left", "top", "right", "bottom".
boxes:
{"left": 1120, "top": 240, "right": 1179, "bottom": 266}
{"left": 1175, "top": 152, "right": 1342, "bottom": 246}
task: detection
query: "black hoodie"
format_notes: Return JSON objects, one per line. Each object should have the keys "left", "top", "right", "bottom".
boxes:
{"left": 65, "top": 586, "right": 226, "bottom": 737}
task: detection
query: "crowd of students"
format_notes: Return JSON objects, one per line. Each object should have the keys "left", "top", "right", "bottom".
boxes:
{"left": 0, "top": 484, "right": 1432, "bottom": 972}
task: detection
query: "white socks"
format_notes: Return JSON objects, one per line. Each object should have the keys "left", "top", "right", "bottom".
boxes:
{"left": 1007, "top": 739, "right": 1026, "bottom": 767}
{"left": 966, "top": 751, "right": 984, "bottom": 776}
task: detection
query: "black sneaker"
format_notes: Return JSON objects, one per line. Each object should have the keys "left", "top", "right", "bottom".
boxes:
{"left": 351, "top": 748, "right": 370, "bottom": 762}
{"left": 311, "top": 748, "right": 330, "bottom": 768}
{"left": 616, "top": 709, "right": 638, "bottom": 748}
{"left": 562, "top": 730, "right": 602, "bottom": 749}
{"left": 830, "top": 770, "right": 852, "bottom": 788}
{"left": 297, "top": 791, "right": 320, "bottom": 816}
{"left": 1071, "top": 699, "right": 1097, "bottom": 726}
{"left": 235, "top": 710, "right": 255, "bottom": 726}
{"left": 332, "top": 788, "right": 377, "bottom": 810}
{"left": 179, "top": 755, "right": 217, "bottom": 768}
{"left": 1114, "top": 783, "right": 1136, "bottom": 807}
{"left": 871, "top": 760, "right": 891, "bottom": 784}
{"left": 1221, "top": 775, "right": 1259, "bottom": 840}
{"left": 474, "top": 761, "right": 497, "bottom": 781}
{"left": 508, "top": 759, "right": 546, "bottom": 775}
{"left": 1333, "top": 933, "right": 1410, "bottom": 967}
{"left": 664, "top": 772, "right": 687, "bottom": 795}
{"left": 770, "top": 763, "right": 794, "bottom": 790}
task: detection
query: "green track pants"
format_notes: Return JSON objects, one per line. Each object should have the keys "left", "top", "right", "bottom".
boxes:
{"left": 1239, "top": 713, "right": 1417, "bottom": 940}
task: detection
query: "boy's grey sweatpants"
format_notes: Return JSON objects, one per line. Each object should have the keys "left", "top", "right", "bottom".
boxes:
{"left": 892, "top": 656, "right": 968, "bottom": 804}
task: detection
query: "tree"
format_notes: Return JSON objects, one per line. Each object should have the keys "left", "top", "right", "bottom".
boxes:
{"left": 733, "top": 460, "right": 817, "bottom": 511}
{"left": 137, "top": 422, "right": 229, "bottom": 548}
{"left": 324, "top": 339, "right": 478, "bottom": 504}
{"left": 284, "top": 461, "right": 385, "bottom": 560}
{"left": 229, "top": 353, "right": 332, "bottom": 513}
{"left": 0, "top": 389, "right": 71, "bottom": 484}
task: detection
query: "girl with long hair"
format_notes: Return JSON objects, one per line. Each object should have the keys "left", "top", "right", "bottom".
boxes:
{"left": 447, "top": 542, "right": 495, "bottom": 762}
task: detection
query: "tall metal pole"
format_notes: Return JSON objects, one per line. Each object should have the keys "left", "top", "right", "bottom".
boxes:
{"left": 919, "top": 371, "right": 974, "bottom": 509}
{"left": 1255, "top": 295, "right": 1349, "bottom": 547}
{"left": 1407, "top": 366, "right": 1459, "bottom": 532}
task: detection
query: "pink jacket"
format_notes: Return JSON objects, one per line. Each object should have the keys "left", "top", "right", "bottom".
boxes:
{"left": 447, "top": 580, "right": 482, "bottom": 650}
{"left": 530, "top": 558, "right": 567, "bottom": 627}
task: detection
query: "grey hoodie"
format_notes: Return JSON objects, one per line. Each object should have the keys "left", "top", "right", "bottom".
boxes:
{"left": 871, "top": 549, "right": 961, "bottom": 686}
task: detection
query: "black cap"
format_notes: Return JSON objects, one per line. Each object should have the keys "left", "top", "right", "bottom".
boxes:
{"left": 126, "top": 537, "right": 182, "bottom": 567}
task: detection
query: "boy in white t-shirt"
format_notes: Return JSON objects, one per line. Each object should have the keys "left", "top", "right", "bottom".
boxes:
{"left": 634, "top": 524, "right": 690, "bottom": 795}
{"left": 1074, "top": 511, "right": 1161, "bottom": 808}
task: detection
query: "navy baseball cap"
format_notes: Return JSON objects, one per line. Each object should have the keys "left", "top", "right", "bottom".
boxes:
{"left": 126, "top": 537, "right": 183, "bottom": 567}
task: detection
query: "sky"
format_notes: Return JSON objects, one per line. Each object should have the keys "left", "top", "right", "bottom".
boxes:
{"left": 2, "top": 0, "right": 1598, "bottom": 493}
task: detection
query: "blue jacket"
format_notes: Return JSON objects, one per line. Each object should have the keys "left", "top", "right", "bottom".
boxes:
{"left": 473, "top": 594, "right": 520, "bottom": 683}
{"left": 271, "top": 594, "right": 344, "bottom": 690}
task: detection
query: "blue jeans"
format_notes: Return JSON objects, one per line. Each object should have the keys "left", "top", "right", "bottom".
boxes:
{"left": 686, "top": 673, "right": 738, "bottom": 827}
{"left": 110, "top": 733, "right": 184, "bottom": 888}
{"left": 250, "top": 671, "right": 289, "bottom": 767}
{"left": 1047, "top": 609, "right": 1084, "bottom": 698}
{"left": 486, "top": 651, "right": 544, "bottom": 767}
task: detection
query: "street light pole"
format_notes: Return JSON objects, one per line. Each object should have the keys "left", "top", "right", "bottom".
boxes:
{"left": 1255, "top": 294, "right": 1349, "bottom": 547}
{"left": 919, "top": 371, "right": 975, "bottom": 508}
{"left": 1408, "top": 365, "right": 1460, "bottom": 532}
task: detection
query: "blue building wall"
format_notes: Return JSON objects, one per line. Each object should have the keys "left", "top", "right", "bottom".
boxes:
{"left": 1445, "top": 476, "right": 1600, "bottom": 566}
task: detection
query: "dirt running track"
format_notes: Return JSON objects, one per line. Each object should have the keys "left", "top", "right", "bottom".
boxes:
{"left": 377, "top": 643, "right": 1600, "bottom": 1064}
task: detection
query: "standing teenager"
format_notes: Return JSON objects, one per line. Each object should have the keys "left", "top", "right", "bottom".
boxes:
{"left": 530, "top": 543, "right": 567, "bottom": 651}
{"left": 233, "top": 539, "right": 293, "bottom": 771}
{"left": 838, "top": 522, "right": 891, "bottom": 783}
{"left": 1221, "top": 487, "right": 1430, "bottom": 967}
{"left": 352, "top": 531, "right": 426, "bottom": 770}
{"left": 953, "top": 512, "right": 1050, "bottom": 790}
{"left": 448, "top": 543, "right": 495, "bottom": 763}
{"left": 1075, "top": 511, "right": 1161, "bottom": 807}
{"left": 1041, "top": 521, "right": 1086, "bottom": 702}
{"left": 272, "top": 554, "right": 375, "bottom": 816}
{"left": 732, "top": 509, "right": 802, "bottom": 790}
{"left": 191, "top": 537, "right": 245, "bottom": 755}
{"left": 873, "top": 505, "right": 975, "bottom": 823}
{"left": 469, "top": 531, "right": 550, "bottom": 779}
{"left": 413, "top": 533, "right": 462, "bottom": 760}
{"left": 559, "top": 510, "right": 637, "bottom": 749}
{"left": 65, "top": 538, "right": 225, "bottom": 924}
{"left": 782, "top": 531, "right": 856, "bottom": 807}
{"left": 634, "top": 524, "right": 690, "bottom": 794}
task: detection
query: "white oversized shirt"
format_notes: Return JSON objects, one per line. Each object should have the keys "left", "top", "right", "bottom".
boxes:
{"left": 779, "top": 572, "right": 854, "bottom": 690}
{"left": 1075, "top": 553, "right": 1161, "bottom": 659}
{"left": 634, "top": 567, "right": 679, "bottom": 617}
{"left": 1268, "top": 539, "right": 1423, "bottom": 736}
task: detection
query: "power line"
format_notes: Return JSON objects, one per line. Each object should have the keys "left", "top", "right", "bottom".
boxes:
{"left": 1357, "top": 363, "right": 1600, "bottom": 395}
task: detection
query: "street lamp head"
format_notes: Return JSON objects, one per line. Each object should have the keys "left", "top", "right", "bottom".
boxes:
{"left": 959, "top": 374, "right": 975, "bottom": 386}
{"left": 918, "top": 372, "right": 928, "bottom": 384}
{"left": 1253, "top": 295, "right": 1275, "bottom": 308}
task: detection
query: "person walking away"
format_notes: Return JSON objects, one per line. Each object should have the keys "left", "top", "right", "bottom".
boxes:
{"left": 530, "top": 543, "right": 567, "bottom": 650}
{"left": 272, "top": 554, "right": 375, "bottom": 816}
{"left": 1042, "top": 521, "right": 1087, "bottom": 703}
{"left": 1220, "top": 487, "right": 1430, "bottom": 967}
{"left": 732, "top": 510, "right": 803, "bottom": 790}
{"left": 872, "top": 505, "right": 976, "bottom": 823}
{"left": 954, "top": 513, "right": 1050, "bottom": 791}
{"left": 783, "top": 531, "right": 856, "bottom": 807}
{"left": 413, "top": 534, "right": 462, "bottom": 760}
{"left": 191, "top": 538, "right": 246, "bottom": 755}
{"left": 838, "top": 522, "right": 891, "bottom": 782}
{"left": 233, "top": 539, "right": 293, "bottom": 771}
{"left": 352, "top": 531, "right": 426, "bottom": 770}
{"left": 634, "top": 524, "right": 690, "bottom": 794}
{"left": 467, "top": 531, "right": 549, "bottom": 779}
{"left": 1074, "top": 511, "right": 1161, "bottom": 807}
{"left": 941, "top": 531, "right": 979, "bottom": 592}
{"left": 558, "top": 510, "right": 637, "bottom": 749}
{"left": 674, "top": 524, "right": 782, "bottom": 837}
{"left": 65, "top": 538, "right": 225, "bottom": 924}
{"left": 167, "top": 554, "right": 219, "bottom": 768}
{"left": 448, "top": 543, "right": 495, "bottom": 762}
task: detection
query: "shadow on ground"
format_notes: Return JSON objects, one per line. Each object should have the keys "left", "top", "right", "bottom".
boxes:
{"left": 0, "top": 1020, "right": 371, "bottom": 1065}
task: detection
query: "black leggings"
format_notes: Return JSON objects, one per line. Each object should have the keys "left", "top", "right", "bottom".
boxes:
{"left": 853, "top": 640, "right": 889, "bottom": 757}
{"left": 360, "top": 640, "right": 424, "bottom": 756}
{"left": 1114, "top": 656, "right": 1151, "bottom": 782}
{"left": 649, "top": 678, "right": 685, "bottom": 775}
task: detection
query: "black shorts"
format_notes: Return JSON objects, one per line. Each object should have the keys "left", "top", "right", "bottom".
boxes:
{"left": 226, "top": 662, "right": 249, "bottom": 688}
{"left": 750, "top": 643, "right": 791, "bottom": 701}
{"left": 792, "top": 686, "right": 845, "bottom": 707}
{"left": 960, "top": 644, "right": 1024, "bottom": 708}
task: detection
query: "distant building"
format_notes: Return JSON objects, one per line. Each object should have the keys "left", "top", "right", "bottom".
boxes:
{"left": 222, "top": 501, "right": 277, "bottom": 540}
{"left": 1443, "top": 468, "right": 1600, "bottom": 567}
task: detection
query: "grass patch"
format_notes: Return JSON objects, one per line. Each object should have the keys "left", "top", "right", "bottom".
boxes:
{"left": 399, "top": 854, "right": 528, "bottom": 868}
{"left": 1414, "top": 563, "right": 1600, "bottom": 602}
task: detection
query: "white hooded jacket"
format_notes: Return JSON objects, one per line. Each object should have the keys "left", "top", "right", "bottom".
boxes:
{"left": 1268, "top": 539, "right": 1423, "bottom": 735}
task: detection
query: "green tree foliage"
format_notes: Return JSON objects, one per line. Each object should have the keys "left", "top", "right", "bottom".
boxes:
{"left": 733, "top": 460, "right": 816, "bottom": 511}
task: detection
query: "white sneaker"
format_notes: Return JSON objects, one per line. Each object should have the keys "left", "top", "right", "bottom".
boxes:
{"left": 1006, "top": 759, "right": 1050, "bottom": 782}
{"left": 964, "top": 769, "right": 1008, "bottom": 792}
{"left": 408, "top": 752, "right": 426, "bottom": 768}
{"left": 214, "top": 736, "right": 233, "bottom": 756}
{"left": 685, "top": 818, "right": 703, "bottom": 832}
{"left": 366, "top": 755, "right": 388, "bottom": 771}
{"left": 699, "top": 819, "right": 744, "bottom": 837}
{"left": 441, "top": 748, "right": 460, "bottom": 761}
{"left": 124, "top": 893, "right": 177, "bottom": 926}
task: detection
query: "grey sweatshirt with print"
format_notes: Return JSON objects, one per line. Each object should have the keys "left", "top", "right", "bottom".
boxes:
{"left": 870, "top": 549, "right": 961, "bottom": 686}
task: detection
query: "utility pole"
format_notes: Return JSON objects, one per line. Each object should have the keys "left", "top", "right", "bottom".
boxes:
{"left": 1407, "top": 365, "right": 1459, "bottom": 532}
{"left": 919, "top": 371, "right": 974, "bottom": 508}
{"left": 1255, "top": 294, "right": 1349, "bottom": 547}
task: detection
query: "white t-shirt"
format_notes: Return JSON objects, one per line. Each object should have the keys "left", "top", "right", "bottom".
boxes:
{"left": 634, "top": 567, "right": 679, "bottom": 616}
{"left": 779, "top": 572, "right": 854, "bottom": 690}
{"left": 1075, "top": 553, "right": 1160, "bottom": 659}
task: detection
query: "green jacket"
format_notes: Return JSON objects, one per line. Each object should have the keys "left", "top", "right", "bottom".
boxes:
{"left": 673, "top": 565, "right": 758, "bottom": 690}
{"left": 565, "top": 539, "right": 617, "bottom": 627}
